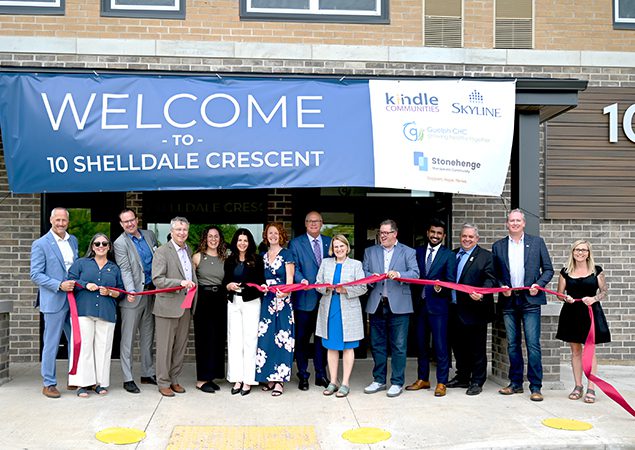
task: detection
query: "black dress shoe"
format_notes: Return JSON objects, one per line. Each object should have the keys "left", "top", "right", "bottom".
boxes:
{"left": 314, "top": 377, "right": 330, "bottom": 388}
{"left": 140, "top": 376, "right": 157, "bottom": 385}
{"left": 298, "top": 378, "right": 309, "bottom": 391}
{"left": 231, "top": 383, "right": 243, "bottom": 395}
{"left": 196, "top": 382, "right": 216, "bottom": 393}
{"left": 207, "top": 381, "right": 220, "bottom": 391}
{"left": 240, "top": 387, "right": 251, "bottom": 396}
{"left": 446, "top": 378, "right": 469, "bottom": 389}
{"left": 123, "top": 381, "right": 141, "bottom": 394}
{"left": 466, "top": 384, "right": 483, "bottom": 396}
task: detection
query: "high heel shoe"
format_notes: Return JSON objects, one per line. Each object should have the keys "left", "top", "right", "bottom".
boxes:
{"left": 240, "top": 385, "right": 251, "bottom": 396}
{"left": 231, "top": 382, "right": 243, "bottom": 395}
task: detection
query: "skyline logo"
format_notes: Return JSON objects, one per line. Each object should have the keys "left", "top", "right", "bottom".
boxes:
{"left": 413, "top": 152, "right": 428, "bottom": 171}
{"left": 403, "top": 122, "right": 424, "bottom": 142}
{"left": 451, "top": 89, "right": 501, "bottom": 118}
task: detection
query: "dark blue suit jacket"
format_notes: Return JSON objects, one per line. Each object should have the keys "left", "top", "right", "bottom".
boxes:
{"left": 491, "top": 233, "right": 554, "bottom": 307}
{"left": 289, "top": 233, "right": 331, "bottom": 311}
{"left": 453, "top": 245, "right": 496, "bottom": 325}
{"left": 415, "top": 244, "right": 456, "bottom": 315}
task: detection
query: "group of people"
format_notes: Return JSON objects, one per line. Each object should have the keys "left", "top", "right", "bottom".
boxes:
{"left": 31, "top": 207, "right": 610, "bottom": 404}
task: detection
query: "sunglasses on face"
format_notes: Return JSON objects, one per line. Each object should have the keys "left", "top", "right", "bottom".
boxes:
{"left": 93, "top": 241, "right": 110, "bottom": 247}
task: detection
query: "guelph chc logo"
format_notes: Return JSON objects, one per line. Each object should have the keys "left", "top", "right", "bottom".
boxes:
{"left": 403, "top": 122, "right": 424, "bottom": 142}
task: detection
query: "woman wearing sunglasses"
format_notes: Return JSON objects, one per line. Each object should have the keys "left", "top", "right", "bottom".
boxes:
{"left": 67, "top": 233, "right": 124, "bottom": 398}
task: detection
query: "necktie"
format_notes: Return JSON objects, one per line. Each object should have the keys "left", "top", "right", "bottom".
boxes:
{"left": 312, "top": 238, "right": 322, "bottom": 266}
{"left": 456, "top": 249, "right": 466, "bottom": 261}
{"left": 425, "top": 247, "right": 434, "bottom": 276}
{"left": 452, "top": 250, "right": 467, "bottom": 304}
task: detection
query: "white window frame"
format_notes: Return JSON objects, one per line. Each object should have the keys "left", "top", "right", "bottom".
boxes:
{"left": 614, "top": 0, "right": 635, "bottom": 29}
{"left": 0, "top": 0, "right": 63, "bottom": 15}
{"left": 101, "top": 0, "right": 184, "bottom": 19}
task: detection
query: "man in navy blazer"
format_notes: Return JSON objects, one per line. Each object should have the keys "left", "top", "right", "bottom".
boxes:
{"left": 30, "top": 207, "right": 79, "bottom": 398}
{"left": 363, "top": 219, "right": 419, "bottom": 398}
{"left": 406, "top": 218, "right": 456, "bottom": 397}
{"left": 492, "top": 209, "right": 553, "bottom": 402}
{"left": 447, "top": 223, "right": 496, "bottom": 396}
{"left": 289, "top": 211, "right": 331, "bottom": 390}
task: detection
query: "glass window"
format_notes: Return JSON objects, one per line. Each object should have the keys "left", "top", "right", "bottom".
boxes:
{"left": 614, "top": 0, "right": 635, "bottom": 29}
{"left": 240, "top": 0, "right": 388, "bottom": 24}
{"left": 0, "top": 0, "right": 64, "bottom": 16}
{"left": 101, "top": 0, "right": 185, "bottom": 19}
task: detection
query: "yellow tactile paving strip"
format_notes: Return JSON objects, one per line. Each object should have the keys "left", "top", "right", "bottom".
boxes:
{"left": 167, "top": 425, "right": 320, "bottom": 450}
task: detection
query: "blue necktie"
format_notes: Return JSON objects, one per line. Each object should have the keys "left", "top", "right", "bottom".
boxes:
{"left": 425, "top": 247, "right": 434, "bottom": 276}
{"left": 452, "top": 250, "right": 467, "bottom": 303}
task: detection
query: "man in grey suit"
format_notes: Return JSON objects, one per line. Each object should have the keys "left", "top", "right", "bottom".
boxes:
{"left": 114, "top": 209, "right": 159, "bottom": 394}
{"left": 30, "top": 207, "right": 78, "bottom": 398}
{"left": 492, "top": 209, "right": 554, "bottom": 402}
{"left": 362, "top": 219, "right": 419, "bottom": 398}
{"left": 152, "top": 216, "right": 197, "bottom": 397}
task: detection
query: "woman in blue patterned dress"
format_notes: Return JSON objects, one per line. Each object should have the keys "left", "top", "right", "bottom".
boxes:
{"left": 255, "top": 222, "right": 295, "bottom": 397}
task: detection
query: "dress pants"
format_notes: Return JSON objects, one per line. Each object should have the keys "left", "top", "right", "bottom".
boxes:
{"left": 450, "top": 306, "right": 488, "bottom": 386}
{"left": 120, "top": 294, "right": 155, "bottom": 382}
{"left": 226, "top": 295, "right": 260, "bottom": 385}
{"left": 413, "top": 300, "right": 449, "bottom": 384}
{"left": 369, "top": 302, "right": 410, "bottom": 386}
{"left": 41, "top": 306, "right": 71, "bottom": 387}
{"left": 155, "top": 310, "right": 191, "bottom": 388}
{"left": 68, "top": 316, "right": 116, "bottom": 388}
{"left": 294, "top": 308, "right": 327, "bottom": 380}
{"left": 194, "top": 287, "right": 227, "bottom": 381}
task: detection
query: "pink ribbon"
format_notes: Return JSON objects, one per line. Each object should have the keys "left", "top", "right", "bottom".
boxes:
{"left": 67, "top": 284, "right": 197, "bottom": 375}
{"left": 248, "top": 273, "right": 634, "bottom": 417}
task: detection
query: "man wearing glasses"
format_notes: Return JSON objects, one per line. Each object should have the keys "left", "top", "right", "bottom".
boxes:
{"left": 492, "top": 209, "right": 553, "bottom": 402}
{"left": 289, "top": 211, "right": 331, "bottom": 390}
{"left": 363, "top": 219, "right": 419, "bottom": 398}
{"left": 114, "top": 209, "right": 159, "bottom": 394}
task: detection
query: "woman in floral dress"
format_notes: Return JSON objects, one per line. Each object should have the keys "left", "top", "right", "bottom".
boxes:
{"left": 255, "top": 222, "right": 295, "bottom": 397}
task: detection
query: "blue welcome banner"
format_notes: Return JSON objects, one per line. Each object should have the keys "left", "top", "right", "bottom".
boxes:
{"left": 0, "top": 73, "right": 375, "bottom": 193}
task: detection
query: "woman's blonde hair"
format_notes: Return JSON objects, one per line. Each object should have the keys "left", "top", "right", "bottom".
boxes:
{"left": 565, "top": 239, "right": 596, "bottom": 275}
{"left": 328, "top": 234, "right": 351, "bottom": 256}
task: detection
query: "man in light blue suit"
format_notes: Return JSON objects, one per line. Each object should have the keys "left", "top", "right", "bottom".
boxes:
{"left": 30, "top": 207, "right": 79, "bottom": 398}
{"left": 363, "top": 219, "right": 419, "bottom": 398}
{"left": 289, "top": 211, "right": 331, "bottom": 390}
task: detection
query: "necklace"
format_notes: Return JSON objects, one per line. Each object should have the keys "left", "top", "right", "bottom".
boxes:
{"left": 202, "top": 254, "right": 218, "bottom": 264}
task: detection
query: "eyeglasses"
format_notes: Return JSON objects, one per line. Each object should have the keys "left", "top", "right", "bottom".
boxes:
{"left": 573, "top": 248, "right": 589, "bottom": 253}
{"left": 121, "top": 219, "right": 136, "bottom": 224}
{"left": 306, "top": 220, "right": 322, "bottom": 224}
{"left": 379, "top": 231, "right": 395, "bottom": 236}
{"left": 93, "top": 241, "right": 110, "bottom": 247}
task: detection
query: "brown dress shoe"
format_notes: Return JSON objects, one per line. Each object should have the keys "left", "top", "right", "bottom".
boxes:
{"left": 434, "top": 383, "right": 447, "bottom": 397}
{"left": 170, "top": 384, "right": 186, "bottom": 394}
{"left": 42, "top": 385, "right": 61, "bottom": 398}
{"left": 159, "top": 386, "right": 175, "bottom": 397}
{"left": 405, "top": 379, "right": 431, "bottom": 391}
{"left": 66, "top": 385, "right": 78, "bottom": 391}
{"left": 530, "top": 391, "right": 544, "bottom": 402}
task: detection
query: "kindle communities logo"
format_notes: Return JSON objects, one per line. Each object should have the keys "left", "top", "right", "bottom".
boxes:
{"left": 413, "top": 152, "right": 428, "bottom": 171}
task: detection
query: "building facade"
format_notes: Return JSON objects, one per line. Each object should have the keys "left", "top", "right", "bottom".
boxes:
{"left": 1, "top": 0, "right": 634, "bottom": 385}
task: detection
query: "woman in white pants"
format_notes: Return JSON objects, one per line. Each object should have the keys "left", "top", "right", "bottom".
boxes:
{"left": 67, "top": 233, "right": 124, "bottom": 397}
{"left": 223, "top": 229, "right": 264, "bottom": 396}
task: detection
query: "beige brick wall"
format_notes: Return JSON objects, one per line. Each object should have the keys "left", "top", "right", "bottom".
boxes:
{"left": 2, "top": 1, "right": 635, "bottom": 51}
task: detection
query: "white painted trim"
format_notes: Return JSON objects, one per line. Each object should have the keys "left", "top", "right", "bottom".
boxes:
{"left": 1, "top": 36, "right": 635, "bottom": 69}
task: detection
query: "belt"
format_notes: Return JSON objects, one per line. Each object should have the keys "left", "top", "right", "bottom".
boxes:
{"left": 201, "top": 285, "right": 221, "bottom": 293}
{"left": 144, "top": 283, "right": 155, "bottom": 290}
{"left": 380, "top": 296, "right": 390, "bottom": 306}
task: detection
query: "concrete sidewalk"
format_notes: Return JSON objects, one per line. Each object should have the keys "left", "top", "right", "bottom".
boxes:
{"left": 1, "top": 359, "right": 634, "bottom": 449}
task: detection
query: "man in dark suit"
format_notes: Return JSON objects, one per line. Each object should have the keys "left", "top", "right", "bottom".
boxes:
{"left": 447, "top": 223, "right": 496, "bottom": 396}
{"left": 30, "top": 207, "right": 79, "bottom": 398}
{"left": 152, "top": 216, "right": 197, "bottom": 397}
{"left": 492, "top": 209, "right": 553, "bottom": 402}
{"left": 114, "top": 208, "right": 159, "bottom": 394}
{"left": 363, "top": 219, "right": 419, "bottom": 398}
{"left": 406, "top": 218, "right": 456, "bottom": 397}
{"left": 289, "top": 211, "right": 331, "bottom": 390}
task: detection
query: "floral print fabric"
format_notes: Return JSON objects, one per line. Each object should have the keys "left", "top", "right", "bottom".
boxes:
{"left": 255, "top": 248, "right": 295, "bottom": 382}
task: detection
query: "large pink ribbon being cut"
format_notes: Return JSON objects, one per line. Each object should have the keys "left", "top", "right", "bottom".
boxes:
{"left": 67, "top": 284, "right": 196, "bottom": 375}
{"left": 249, "top": 273, "right": 634, "bottom": 417}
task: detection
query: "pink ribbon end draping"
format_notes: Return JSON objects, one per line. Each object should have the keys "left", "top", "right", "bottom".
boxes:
{"left": 66, "top": 284, "right": 196, "bottom": 376}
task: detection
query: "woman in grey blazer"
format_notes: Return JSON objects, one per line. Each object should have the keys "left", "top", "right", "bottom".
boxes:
{"left": 315, "top": 235, "right": 367, "bottom": 398}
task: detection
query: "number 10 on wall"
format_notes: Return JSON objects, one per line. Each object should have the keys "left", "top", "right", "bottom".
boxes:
{"left": 604, "top": 103, "right": 635, "bottom": 143}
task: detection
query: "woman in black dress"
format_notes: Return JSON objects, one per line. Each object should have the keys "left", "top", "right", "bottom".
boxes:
{"left": 556, "top": 239, "right": 610, "bottom": 404}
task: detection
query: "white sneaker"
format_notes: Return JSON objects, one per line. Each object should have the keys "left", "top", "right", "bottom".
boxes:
{"left": 364, "top": 381, "right": 387, "bottom": 394}
{"left": 387, "top": 385, "right": 403, "bottom": 398}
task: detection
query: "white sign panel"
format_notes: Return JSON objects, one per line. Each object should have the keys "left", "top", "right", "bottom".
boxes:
{"left": 369, "top": 79, "right": 516, "bottom": 196}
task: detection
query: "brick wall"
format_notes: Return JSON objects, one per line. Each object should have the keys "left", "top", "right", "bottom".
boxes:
{"left": 1, "top": 53, "right": 634, "bottom": 368}
{"left": 1, "top": 1, "right": 634, "bottom": 51}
